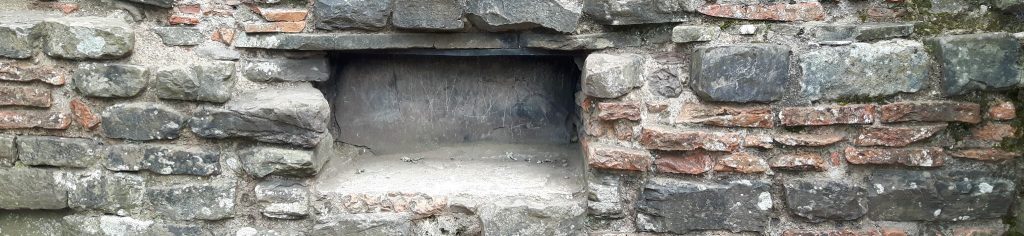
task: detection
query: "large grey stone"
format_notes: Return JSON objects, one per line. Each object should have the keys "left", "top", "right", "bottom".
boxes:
{"left": 313, "top": 0, "right": 391, "bottom": 30}
{"left": 475, "top": 196, "right": 586, "bottom": 235}
{"left": 100, "top": 103, "right": 185, "bottom": 141}
{"left": 153, "top": 27, "right": 204, "bottom": 46}
{"left": 63, "top": 215, "right": 154, "bottom": 235}
{"left": 17, "top": 136, "right": 101, "bottom": 168}
{"left": 233, "top": 32, "right": 518, "bottom": 50}
{"left": 0, "top": 168, "right": 67, "bottom": 209}
{"left": 242, "top": 146, "right": 326, "bottom": 178}
{"left": 0, "top": 135, "right": 14, "bottom": 166}
{"left": 123, "top": 0, "right": 173, "bottom": 8}
{"left": 104, "top": 144, "right": 144, "bottom": 172}
{"left": 392, "top": 0, "right": 466, "bottom": 31}
{"left": 582, "top": 53, "right": 643, "bottom": 98}
{"left": 784, "top": 180, "right": 867, "bottom": 222}
{"left": 867, "top": 169, "right": 1015, "bottom": 221}
{"left": 189, "top": 85, "right": 330, "bottom": 148}
{"left": 0, "top": 23, "right": 35, "bottom": 59}
{"left": 37, "top": 17, "right": 134, "bottom": 60}
{"left": 929, "top": 33, "right": 1021, "bottom": 96}
{"left": 72, "top": 63, "right": 148, "bottom": 98}
{"left": 142, "top": 145, "right": 221, "bottom": 176}
{"left": 637, "top": 178, "right": 772, "bottom": 233}
{"left": 466, "top": 0, "right": 582, "bottom": 33}
{"left": 67, "top": 171, "right": 145, "bottom": 213}
{"left": 153, "top": 62, "right": 234, "bottom": 103}
{"left": 584, "top": 0, "right": 700, "bottom": 25}
{"left": 147, "top": 183, "right": 236, "bottom": 220}
{"left": 799, "top": 40, "right": 928, "bottom": 101}
{"left": 690, "top": 44, "right": 789, "bottom": 102}
{"left": 242, "top": 58, "right": 328, "bottom": 82}
{"left": 255, "top": 179, "right": 309, "bottom": 219}
{"left": 0, "top": 211, "right": 65, "bottom": 236}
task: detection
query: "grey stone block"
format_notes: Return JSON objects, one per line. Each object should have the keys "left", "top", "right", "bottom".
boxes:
{"left": 101, "top": 103, "right": 185, "bottom": 141}
{"left": 784, "top": 180, "right": 867, "bottom": 222}
{"left": 63, "top": 215, "right": 154, "bottom": 235}
{"left": 867, "top": 169, "right": 1016, "bottom": 221}
{"left": 0, "top": 168, "right": 67, "bottom": 209}
{"left": 583, "top": 0, "right": 700, "bottom": 25}
{"left": 466, "top": 0, "right": 581, "bottom": 33}
{"left": 582, "top": 53, "right": 643, "bottom": 98}
{"left": 393, "top": 0, "right": 466, "bottom": 31}
{"left": 242, "top": 58, "right": 329, "bottom": 82}
{"left": 38, "top": 17, "right": 134, "bottom": 60}
{"left": 0, "top": 135, "right": 14, "bottom": 166}
{"left": 17, "top": 136, "right": 101, "bottom": 168}
{"left": 153, "top": 27, "right": 204, "bottom": 46}
{"left": 312, "top": 213, "right": 415, "bottom": 235}
{"left": 68, "top": 171, "right": 145, "bottom": 213}
{"left": 929, "top": 33, "right": 1021, "bottom": 96}
{"left": 152, "top": 62, "right": 234, "bottom": 103}
{"left": 255, "top": 179, "right": 309, "bottom": 219}
{"left": 799, "top": 40, "right": 928, "bottom": 101}
{"left": 242, "top": 147, "right": 323, "bottom": 178}
{"left": 190, "top": 85, "right": 330, "bottom": 148}
{"left": 105, "top": 144, "right": 144, "bottom": 171}
{"left": 72, "top": 63, "right": 148, "bottom": 98}
{"left": 690, "top": 44, "right": 790, "bottom": 102}
{"left": 671, "top": 26, "right": 719, "bottom": 43}
{"left": 637, "top": 178, "right": 772, "bottom": 233}
{"left": 0, "top": 23, "right": 35, "bottom": 59}
{"left": 233, "top": 32, "right": 518, "bottom": 50}
{"left": 141, "top": 145, "right": 221, "bottom": 176}
{"left": 148, "top": 183, "right": 236, "bottom": 220}
{"left": 313, "top": 0, "right": 391, "bottom": 30}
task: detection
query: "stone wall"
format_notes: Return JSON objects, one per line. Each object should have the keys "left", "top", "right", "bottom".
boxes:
{"left": 0, "top": 0, "right": 1022, "bottom": 235}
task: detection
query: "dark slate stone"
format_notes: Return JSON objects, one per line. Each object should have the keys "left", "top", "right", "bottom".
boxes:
{"left": 123, "top": 0, "right": 173, "bottom": 8}
{"left": 0, "top": 135, "right": 14, "bottom": 166}
{"left": 189, "top": 85, "right": 330, "bottom": 148}
{"left": 799, "top": 40, "right": 928, "bottom": 101}
{"left": 784, "top": 180, "right": 867, "bottom": 222}
{"left": 0, "top": 23, "right": 34, "bottom": 59}
{"left": 16, "top": 136, "right": 101, "bottom": 168}
{"left": 0, "top": 168, "right": 67, "bottom": 209}
{"left": 867, "top": 169, "right": 1015, "bottom": 221}
{"left": 147, "top": 183, "right": 235, "bottom": 220}
{"left": 313, "top": 0, "right": 391, "bottom": 30}
{"left": 105, "top": 144, "right": 144, "bottom": 172}
{"left": 929, "top": 33, "right": 1021, "bottom": 96}
{"left": 242, "top": 58, "right": 328, "bottom": 82}
{"left": 141, "top": 145, "right": 221, "bottom": 176}
{"left": 648, "top": 68, "right": 683, "bottom": 97}
{"left": 690, "top": 44, "right": 790, "bottom": 103}
{"left": 637, "top": 178, "right": 772, "bottom": 233}
{"left": 68, "top": 171, "right": 145, "bottom": 213}
{"left": 101, "top": 103, "right": 185, "bottom": 141}
{"left": 152, "top": 27, "right": 204, "bottom": 46}
{"left": 392, "top": 0, "right": 466, "bottom": 31}
{"left": 72, "top": 63, "right": 148, "bottom": 98}
{"left": 582, "top": 53, "right": 643, "bottom": 98}
{"left": 152, "top": 62, "right": 234, "bottom": 103}
{"left": 466, "top": 0, "right": 582, "bottom": 33}
{"left": 583, "top": 0, "right": 700, "bottom": 25}
{"left": 38, "top": 17, "right": 134, "bottom": 59}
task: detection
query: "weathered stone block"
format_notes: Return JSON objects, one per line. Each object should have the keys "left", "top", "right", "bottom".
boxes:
{"left": 392, "top": 0, "right": 466, "bottom": 31}
{"left": 867, "top": 170, "right": 1015, "bottom": 221}
{"left": 768, "top": 153, "right": 827, "bottom": 171}
{"left": 123, "top": 0, "right": 173, "bottom": 8}
{"left": 879, "top": 101, "right": 981, "bottom": 124}
{"left": 38, "top": 17, "right": 134, "bottom": 59}
{"left": 72, "top": 63, "right": 148, "bottom": 98}
{"left": 190, "top": 85, "right": 330, "bottom": 147}
{"left": 101, "top": 103, "right": 185, "bottom": 141}
{"left": 63, "top": 215, "right": 154, "bottom": 235}
{"left": 638, "top": 178, "right": 772, "bottom": 233}
{"left": 713, "top": 152, "right": 769, "bottom": 174}
{"left": 142, "top": 145, "right": 221, "bottom": 176}
{"left": 256, "top": 179, "right": 309, "bottom": 219}
{"left": 242, "top": 146, "right": 324, "bottom": 178}
{"left": 671, "top": 26, "right": 719, "bottom": 43}
{"left": 313, "top": 0, "right": 391, "bottom": 30}
{"left": 779, "top": 104, "right": 876, "bottom": 126}
{"left": 153, "top": 62, "right": 234, "bottom": 103}
{"left": 0, "top": 86, "right": 50, "bottom": 108}
{"left": 17, "top": 136, "right": 100, "bottom": 167}
{"left": 639, "top": 126, "right": 741, "bottom": 152}
{"left": 0, "top": 61, "right": 66, "bottom": 85}
{"left": 313, "top": 213, "right": 415, "bottom": 235}
{"left": 588, "top": 174, "right": 623, "bottom": 218}
{"left": 596, "top": 102, "right": 640, "bottom": 121}
{"left": 676, "top": 105, "right": 774, "bottom": 128}
{"left": 845, "top": 147, "right": 946, "bottom": 167}
{"left": 698, "top": 2, "right": 825, "bottom": 21}
{"left": 584, "top": 0, "right": 699, "bottom": 25}
{"left": 929, "top": 33, "right": 1021, "bottom": 96}
{"left": 68, "top": 171, "right": 145, "bottom": 213}
{"left": 800, "top": 40, "right": 927, "bottom": 101}
{"left": 153, "top": 27, "right": 204, "bottom": 46}
{"left": 148, "top": 183, "right": 236, "bottom": 220}
{"left": 785, "top": 180, "right": 867, "bottom": 222}
{"left": 0, "top": 135, "right": 13, "bottom": 166}
{"left": 655, "top": 151, "right": 714, "bottom": 175}
{"left": 582, "top": 53, "right": 642, "bottom": 98}
{"left": 466, "top": 0, "right": 581, "bottom": 33}
{"left": 774, "top": 133, "right": 843, "bottom": 147}
{"left": 854, "top": 125, "right": 947, "bottom": 147}
{"left": 0, "top": 23, "right": 35, "bottom": 59}
{"left": 0, "top": 168, "right": 66, "bottom": 209}
{"left": 586, "top": 144, "right": 652, "bottom": 172}
{"left": 0, "top": 111, "right": 71, "bottom": 130}
{"left": 242, "top": 58, "right": 328, "bottom": 82}
{"left": 690, "top": 44, "right": 789, "bottom": 102}
{"left": 104, "top": 144, "right": 144, "bottom": 171}
{"left": 475, "top": 196, "right": 585, "bottom": 235}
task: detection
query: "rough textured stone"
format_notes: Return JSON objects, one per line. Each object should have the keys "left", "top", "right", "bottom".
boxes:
{"left": 988, "top": 101, "right": 1016, "bottom": 120}
{"left": 152, "top": 27, "right": 204, "bottom": 46}
{"left": 148, "top": 183, "right": 236, "bottom": 220}
{"left": 242, "top": 58, "right": 328, "bottom": 82}
{"left": 879, "top": 102, "right": 981, "bottom": 124}
{"left": 466, "top": 0, "right": 581, "bottom": 33}
{"left": 856, "top": 23, "right": 915, "bottom": 41}
{"left": 474, "top": 196, "right": 585, "bottom": 235}
{"left": 242, "top": 22, "right": 307, "bottom": 33}
{"left": 638, "top": 178, "right": 772, "bottom": 233}
{"left": 844, "top": 147, "right": 946, "bottom": 167}
{"left": 195, "top": 42, "right": 241, "bottom": 61}
{"left": 153, "top": 62, "right": 234, "bottom": 103}
{"left": 671, "top": 26, "right": 719, "bottom": 43}
{"left": 70, "top": 99, "right": 100, "bottom": 129}
{"left": 799, "top": 40, "right": 928, "bottom": 101}
{"left": 0, "top": 62, "right": 66, "bottom": 85}
{"left": 257, "top": 8, "right": 310, "bottom": 22}
{"left": 769, "top": 153, "right": 827, "bottom": 171}
{"left": 690, "top": 44, "right": 789, "bottom": 102}
{"left": 256, "top": 179, "right": 309, "bottom": 219}
{"left": 520, "top": 32, "right": 643, "bottom": 50}
{"left": 588, "top": 174, "right": 623, "bottom": 218}
{"left": 313, "top": 0, "right": 391, "bottom": 30}
{"left": 123, "top": 0, "right": 173, "bottom": 7}
{"left": 0, "top": 211, "right": 66, "bottom": 235}
{"left": 38, "top": 17, "right": 134, "bottom": 59}
{"left": 804, "top": 23, "right": 914, "bottom": 43}
{"left": 867, "top": 170, "right": 1015, "bottom": 221}
{"left": 587, "top": 144, "right": 652, "bottom": 172}
{"left": 242, "top": 145, "right": 326, "bottom": 178}
{"left": 313, "top": 213, "right": 415, "bottom": 235}
{"left": 0, "top": 135, "right": 13, "bottom": 166}
{"left": 234, "top": 32, "right": 519, "bottom": 50}
{"left": 68, "top": 171, "right": 145, "bottom": 213}
{"left": 142, "top": 145, "right": 221, "bottom": 176}
{"left": 72, "top": 63, "right": 148, "bottom": 98}
{"left": 785, "top": 180, "right": 867, "bottom": 222}
{"left": 63, "top": 215, "right": 154, "bottom": 236}
{"left": 0, "top": 23, "right": 34, "bottom": 59}
{"left": 714, "top": 152, "right": 769, "bottom": 174}
{"left": 0, "top": 86, "right": 51, "bottom": 107}
{"left": 0, "top": 111, "right": 71, "bottom": 130}
{"left": 582, "top": 53, "right": 642, "bottom": 98}
{"left": 190, "top": 85, "right": 330, "bottom": 147}
{"left": 655, "top": 151, "right": 714, "bottom": 175}
{"left": 774, "top": 133, "right": 844, "bottom": 147}
{"left": 968, "top": 122, "right": 1016, "bottom": 142}
{"left": 595, "top": 102, "right": 640, "bottom": 121}
{"left": 639, "top": 126, "right": 741, "bottom": 152}
{"left": 0, "top": 168, "right": 67, "bottom": 209}
{"left": 101, "top": 103, "right": 185, "bottom": 141}
{"left": 698, "top": 2, "right": 825, "bottom": 21}
{"left": 17, "top": 136, "right": 100, "bottom": 167}
{"left": 779, "top": 104, "right": 876, "bottom": 126}
{"left": 584, "top": 0, "right": 699, "bottom": 25}
{"left": 393, "top": 0, "right": 466, "bottom": 31}
{"left": 929, "top": 33, "right": 1021, "bottom": 96}
{"left": 950, "top": 149, "right": 1019, "bottom": 161}
{"left": 677, "top": 105, "right": 774, "bottom": 128}
{"left": 782, "top": 228, "right": 910, "bottom": 236}
{"left": 854, "top": 125, "right": 947, "bottom": 147}
{"left": 647, "top": 68, "right": 683, "bottom": 97}
{"left": 104, "top": 144, "right": 144, "bottom": 171}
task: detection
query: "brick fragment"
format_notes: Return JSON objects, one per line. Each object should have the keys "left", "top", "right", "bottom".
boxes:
{"left": 780, "top": 104, "right": 875, "bottom": 126}
{"left": 242, "top": 22, "right": 306, "bottom": 33}
{"left": 596, "top": 102, "right": 640, "bottom": 121}
{"left": 211, "top": 28, "right": 236, "bottom": 45}
{"left": 774, "top": 133, "right": 843, "bottom": 146}
{"left": 37, "top": 2, "right": 79, "bottom": 14}
{"left": 879, "top": 101, "right": 981, "bottom": 123}
{"left": 587, "top": 144, "right": 652, "bottom": 172}
{"left": 844, "top": 147, "right": 945, "bottom": 167}
{"left": 988, "top": 101, "right": 1015, "bottom": 120}
{"left": 655, "top": 151, "right": 714, "bottom": 175}
{"left": 0, "top": 86, "right": 51, "bottom": 107}
{"left": 769, "top": 152, "right": 827, "bottom": 171}
{"left": 169, "top": 15, "right": 200, "bottom": 25}
{"left": 743, "top": 133, "right": 774, "bottom": 149}
{"left": 0, "top": 111, "right": 71, "bottom": 129}
{"left": 646, "top": 102, "right": 668, "bottom": 113}
{"left": 70, "top": 99, "right": 100, "bottom": 129}
{"left": 697, "top": 2, "right": 826, "bottom": 21}
{"left": 950, "top": 149, "right": 1019, "bottom": 161}
{"left": 257, "top": 8, "right": 309, "bottom": 22}
{"left": 639, "top": 126, "right": 741, "bottom": 152}
{"left": 0, "top": 63, "right": 66, "bottom": 85}
{"left": 714, "top": 152, "right": 769, "bottom": 173}
{"left": 969, "top": 122, "right": 1015, "bottom": 141}
{"left": 853, "top": 124, "right": 946, "bottom": 147}
{"left": 677, "top": 105, "right": 773, "bottom": 128}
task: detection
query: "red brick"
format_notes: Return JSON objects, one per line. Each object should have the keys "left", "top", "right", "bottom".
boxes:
{"left": 0, "top": 63, "right": 66, "bottom": 85}
{"left": 212, "top": 28, "right": 236, "bottom": 45}
{"left": 714, "top": 152, "right": 769, "bottom": 173}
{"left": 655, "top": 151, "right": 714, "bottom": 175}
{"left": 587, "top": 144, "right": 652, "bottom": 171}
{"left": 779, "top": 104, "right": 875, "bottom": 126}
{"left": 952, "top": 227, "right": 1003, "bottom": 236}
{"left": 597, "top": 102, "right": 641, "bottom": 121}
{"left": 844, "top": 147, "right": 946, "bottom": 167}
{"left": 988, "top": 101, "right": 1015, "bottom": 120}
{"left": 0, "top": 86, "right": 51, "bottom": 107}
{"left": 646, "top": 102, "right": 668, "bottom": 113}
{"left": 38, "top": 2, "right": 79, "bottom": 14}
{"left": 744, "top": 133, "right": 774, "bottom": 149}
{"left": 950, "top": 149, "right": 1018, "bottom": 161}
{"left": 70, "top": 99, "right": 100, "bottom": 130}
{"left": 879, "top": 101, "right": 981, "bottom": 124}
{"left": 969, "top": 122, "right": 1015, "bottom": 142}
{"left": 769, "top": 152, "right": 827, "bottom": 171}
{"left": 257, "top": 8, "right": 309, "bottom": 22}
{"left": 242, "top": 22, "right": 306, "bottom": 33}
{"left": 698, "top": 2, "right": 826, "bottom": 21}
{"left": 677, "top": 104, "right": 773, "bottom": 128}
{"left": 638, "top": 126, "right": 741, "bottom": 152}
{"left": 169, "top": 15, "right": 200, "bottom": 25}
{"left": 175, "top": 4, "right": 202, "bottom": 15}
{"left": 0, "top": 111, "right": 71, "bottom": 129}
{"left": 774, "top": 133, "right": 844, "bottom": 146}
{"left": 854, "top": 124, "right": 947, "bottom": 147}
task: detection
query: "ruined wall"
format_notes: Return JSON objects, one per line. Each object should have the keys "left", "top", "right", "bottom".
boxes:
{"left": 0, "top": 0, "right": 1022, "bottom": 235}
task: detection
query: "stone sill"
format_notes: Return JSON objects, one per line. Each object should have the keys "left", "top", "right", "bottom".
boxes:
{"left": 233, "top": 32, "right": 653, "bottom": 51}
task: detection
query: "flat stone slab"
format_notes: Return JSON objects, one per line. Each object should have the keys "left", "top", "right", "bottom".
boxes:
{"left": 234, "top": 32, "right": 652, "bottom": 51}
